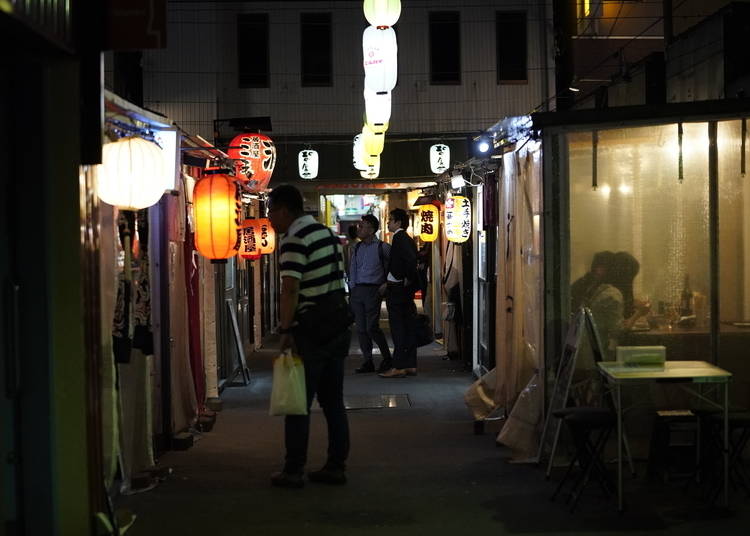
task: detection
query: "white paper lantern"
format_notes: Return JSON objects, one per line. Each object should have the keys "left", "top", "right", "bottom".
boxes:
{"left": 353, "top": 134, "right": 367, "bottom": 170}
{"left": 97, "top": 137, "right": 167, "bottom": 210}
{"left": 364, "top": 0, "right": 401, "bottom": 27}
{"left": 362, "top": 124, "right": 385, "bottom": 157}
{"left": 364, "top": 88, "right": 391, "bottom": 132}
{"left": 298, "top": 149, "right": 319, "bottom": 179}
{"left": 360, "top": 156, "right": 380, "bottom": 179}
{"left": 363, "top": 26, "right": 397, "bottom": 93}
{"left": 429, "top": 144, "right": 450, "bottom": 174}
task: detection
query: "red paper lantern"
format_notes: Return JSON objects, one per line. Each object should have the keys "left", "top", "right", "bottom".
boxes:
{"left": 227, "top": 133, "right": 277, "bottom": 190}
{"left": 193, "top": 174, "right": 242, "bottom": 262}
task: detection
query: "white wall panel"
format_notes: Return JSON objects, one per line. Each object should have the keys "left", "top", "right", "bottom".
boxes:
{"left": 143, "top": 0, "right": 554, "bottom": 140}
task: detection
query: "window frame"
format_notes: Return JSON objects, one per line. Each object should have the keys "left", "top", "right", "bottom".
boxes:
{"left": 237, "top": 13, "right": 270, "bottom": 89}
{"left": 300, "top": 12, "right": 333, "bottom": 87}
{"left": 429, "top": 11, "right": 461, "bottom": 86}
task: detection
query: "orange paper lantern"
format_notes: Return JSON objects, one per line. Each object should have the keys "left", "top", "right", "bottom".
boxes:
{"left": 418, "top": 205, "right": 439, "bottom": 242}
{"left": 257, "top": 218, "right": 276, "bottom": 254}
{"left": 227, "top": 133, "right": 276, "bottom": 190}
{"left": 239, "top": 219, "right": 261, "bottom": 259}
{"left": 193, "top": 174, "right": 242, "bottom": 262}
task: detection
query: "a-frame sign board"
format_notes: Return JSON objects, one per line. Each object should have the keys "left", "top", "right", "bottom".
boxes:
{"left": 536, "top": 307, "right": 606, "bottom": 477}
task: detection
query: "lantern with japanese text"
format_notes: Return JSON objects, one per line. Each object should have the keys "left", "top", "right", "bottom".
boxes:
{"left": 257, "top": 218, "right": 276, "bottom": 254}
{"left": 364, "top": 88, "right": 391, "bottom": 133}
{"left": 353, "top": 134, "right": 367, "bottom": 171}
{"left": 364, "top": 0, "right": 401, "bottom": 27}
{"left": 360, "top": 157, "right": 380, "bottom": 179}
{"left": 239, "top": 219, "right": 261, "bottom": 259}
{"left": 97, "top": 137, "right": 167, "bottom": 210}
{"left": 444, "top": 195, "right": 471, "bottom": 243}
{"left": 429, "top": 144, "right": 450, "bottom": 174}
{"left": 363, "top": 26, "right": 397, "bottom": 93}
{"left": 193, "top": 173, "right": 242, "bottom": 262}
{"left": 227, "top": 133, "right": 276, "bottom": 189}
{"left": 298, "top": 149, "right": 319, "bottom": 179}
{"left": 418, "top": 205, "right": 439, "bottom": 242}
{"left": 362, "top": 124, "right": 385, "bottom": 156}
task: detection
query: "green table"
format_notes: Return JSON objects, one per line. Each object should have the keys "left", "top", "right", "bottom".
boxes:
{"left": 597, "top": 360, "right": 732, "bottom": 511}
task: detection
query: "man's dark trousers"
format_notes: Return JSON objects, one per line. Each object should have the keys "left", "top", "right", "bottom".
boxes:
{"left": 385, "top": 285, "right": 417, "bottom": 369}
{"left": 284, "top": 328, "right": 351, "bottom": 474}
{"left": 350, "top": 284, "right": 391, "bottom": 365}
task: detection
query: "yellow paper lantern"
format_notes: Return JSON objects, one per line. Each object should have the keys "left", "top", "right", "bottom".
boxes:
{"left": 193, "top": 174, "right": 242, "bottom": 262}
{"left": 362, "top": 124, "right": 385, "bottom": 156}
{"left": 97, "top": 136, "right": 167, "bottom": 210}
{"left": 418, "top": 205, "right": 439, "bottom": 242}
{"left": 257, "top": 218, "right": 276, "bottom": 254}
{"left": 444, "top": 195, "right": 471, "bottom": 243}
{"left": 364, "top": 0, "right": 401, "bottom": 27}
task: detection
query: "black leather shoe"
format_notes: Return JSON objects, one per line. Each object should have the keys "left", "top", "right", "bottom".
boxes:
{"left": 355, "top": 361, "right": 375, "bottom": 373}
{"left": 271, "top": 471, "right": 304, "bottom": 488}
{"left": 308, "top": 467, "right": 347, "bottom": 485}
{"left": 376, "top": 360, "right": 393, "bottom": 373}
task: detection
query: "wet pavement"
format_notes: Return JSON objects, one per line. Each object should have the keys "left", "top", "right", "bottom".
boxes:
{"left": 120, "top": 335, "right": 750, "bottom": 536}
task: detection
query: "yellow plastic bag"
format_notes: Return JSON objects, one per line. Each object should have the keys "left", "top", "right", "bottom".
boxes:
{"left": 269, "top": 350, "right": 308, "bottom": 416}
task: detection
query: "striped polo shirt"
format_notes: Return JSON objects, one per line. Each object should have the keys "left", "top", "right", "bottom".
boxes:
{"left": 279, "top": 214, "right": 345, "bottom": 312}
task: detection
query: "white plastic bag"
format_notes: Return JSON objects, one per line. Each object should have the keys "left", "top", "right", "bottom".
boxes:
{"left": 269, "top": 350, "right": 308, "bottom": 416}
{"left": 464, "top": 368, "right": 498, "bottom": 421}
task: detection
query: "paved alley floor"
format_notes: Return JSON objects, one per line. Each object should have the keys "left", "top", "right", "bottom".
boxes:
{"left": 120, "top": 336, "right": 750, "bottom": 536}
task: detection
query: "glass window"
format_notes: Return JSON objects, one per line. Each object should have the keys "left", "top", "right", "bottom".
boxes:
{"left": 300, "top": 13, "right": 333, "bottom": 87}
{"left": 717, "top": 119, "right": 750, "bottom": 409}
{"left": 567, "top": 123, "right": 710, "bottom": 365}
{"left": 237, "top": 14, "right": 270, "bottom": 88}
{"left": 496, "top": 12, "right": 527, "bottom": 83}
{"left": 429, "top": 11, "right": 460, "bottom": 85}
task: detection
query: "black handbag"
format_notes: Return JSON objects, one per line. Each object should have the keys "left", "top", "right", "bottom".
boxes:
{"left": 414, "top": 313, "right": 434, "bottom": 347}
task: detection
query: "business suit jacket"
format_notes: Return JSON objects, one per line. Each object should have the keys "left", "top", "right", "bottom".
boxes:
{"left": 388, "top": 229, "right": 418, "bottom": 284}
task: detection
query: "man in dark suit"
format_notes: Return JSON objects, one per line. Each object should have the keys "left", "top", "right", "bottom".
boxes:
{"left": 379, "top": 208, "right": 419, "bottom": 378}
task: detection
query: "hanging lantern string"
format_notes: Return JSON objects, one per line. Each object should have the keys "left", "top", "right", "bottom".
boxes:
{"left": 678, "top": 122, "right": 684, "bottom": 183}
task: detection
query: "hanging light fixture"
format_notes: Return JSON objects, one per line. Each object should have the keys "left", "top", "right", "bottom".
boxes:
{"left": 298, "top": 149, "right": 319, "bottom": 179}
{"left": 429, "top": 144, "right": 450, "bottom": 174}
{"left": 362, "top": 25, "right": 398, "bottom": 93}
{"left": 364, "top": 0, "right": 401, "bottom": 27}
{"left": 418, "top": 204, "right": 439, "bottom": 242}
{"left": 364, "top": 88, "right": 391, "bottom": 132}
{"left": 360, "top": 156, "right": 381, "bottom": 179}
{"left": 362, "top": 124, "right": 385, "bottom": 156}
{"left": 193, "top": 173, "right": 242, "bottom": 263}
{"left": 352, "top": 134, "right": 368, "bottom": 171}
{"left": 239, "top": 218, "right": 261, "bottom": 259}
{"left": 227, "top": 133, "right": 277, "bottom": 190}
{"left": 257, "top": 217, "right": 276, "bottom": 254}
{"left": 97, "top": 137, "right": 167, "bottom": 210}
{"left": 444, "top": 195, "right": 471, "bottom": 243}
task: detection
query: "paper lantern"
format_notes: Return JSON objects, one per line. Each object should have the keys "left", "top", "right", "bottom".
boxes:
{"left": 227, "top": 133, "right": 276, "bottom": 189}
{"left": 257, "top": 218, "right": 276, "bottom": 254}
{"left": 429, "top": 144, "right": 450, "bottom": 174}
{"left": 364, "top": 0, "right": 401, "bottom": 27}
{"left": 239, "top": 219, "right": 260, "bottom": 259}
{"left": 418, "top": 205, "right": 439, "bottom": 242}
{"left": 193, "top": 174, "right": 242, "bottom": 262}
{"left": 444, "top": 195, "right": 471, "bottom": 243}
{"left": 364, "top": 88, "right": 391, "bottom": 132}
{"left": 97, "top": 137, "right": 167, "bottom": 210}
{"left": 363, "top": 26, "right": 397, "bottom": 93}
{"left": 353, "top": 134, "right": 367, "bottom": 171}
{"left": 298, "top": 149, "right": 319, "bottom": 179}
{"left": 362, "top": 124, "right": 385, "bottom": 156}
{"left": 360, "top": 157, "right": 380, "bottom": 179}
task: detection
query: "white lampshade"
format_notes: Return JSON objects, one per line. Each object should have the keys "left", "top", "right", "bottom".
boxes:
{"left": 360, "top": 156, "right": 380, "bottom": 179}
{"left": 363, "top": 26, "right": 398, "bottom": 93}
{"left": 362, "top": 124, "right": 385, "bottom": 157}
{"left": 97, "top": 137, "right": 167, "bottom": 210}
{"left": 353, "top": 134, "right": 367, "bottom": 170}
{"left": 364, "top": 88, "right": 391, "bottom": 132}
{"left": 298, "top": 149, "right": 319, "bottom": 179}
{"left": 364, "top": 0, "right": 401, "bottom": 27}
{"left": 429, "top": 144, "right": 450, "bottom": 174}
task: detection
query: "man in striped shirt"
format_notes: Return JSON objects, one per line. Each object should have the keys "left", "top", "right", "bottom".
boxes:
{"left": 267, "top": 184, "right": 351, "bottom": 488}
